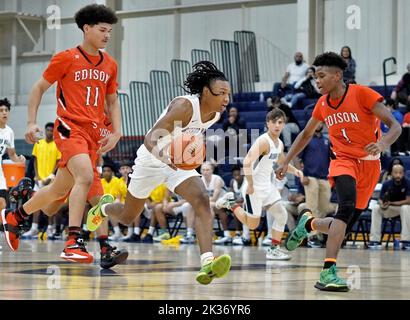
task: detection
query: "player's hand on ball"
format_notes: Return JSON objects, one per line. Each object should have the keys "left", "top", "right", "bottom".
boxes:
{"left": 25, "top": 123, "right": 42, "bottom": 144}
{"left": 246, "top": 184, "right": 254, "bottom": 195}
{"left": 18, "top": 155, "right": 26, "bottom": 163}
{"left": 275, "top": 164, "right": 288, "bottom": 180}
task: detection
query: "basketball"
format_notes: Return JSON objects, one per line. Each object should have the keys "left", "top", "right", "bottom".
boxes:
{"left": 170, "top": 133, "right": 206, "bottom": 170}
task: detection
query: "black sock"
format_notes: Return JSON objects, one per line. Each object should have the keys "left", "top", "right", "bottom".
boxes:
{"left": 68, "top": 226, "right": 82, "bottom": 240}
{"left": 98, "top": 235, "right": 110, "bottom": 252}
{"left": 305, "top": 217, "right": 315, "bottom": 232}
{"left": 323, "top": 259, "right": 336, "bottom": 269}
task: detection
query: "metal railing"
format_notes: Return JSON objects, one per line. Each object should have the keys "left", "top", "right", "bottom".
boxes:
{"left": 150, "top": 70, "right": 174, "bottom": 120}
{"left": 191, "top": 49, "right": 211, "bottom": 65}
{"left": 383, "top": 57, "right": 397, "bottom": 97}
{"left": 234, "top": 31, "right": 259, "bottom": 92}
{"left": 171, "top": 59, "right": 191, "bottom": 96}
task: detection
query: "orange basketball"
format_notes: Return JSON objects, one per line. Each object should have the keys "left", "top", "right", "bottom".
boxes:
{"left": 170, "top": 133, "right": 206, "bottom": 170}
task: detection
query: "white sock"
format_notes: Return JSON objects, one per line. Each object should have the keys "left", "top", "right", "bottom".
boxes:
{"left": 113, "top": 226, "right": 121, "bottom": 234}
{"left": 200, "top": 252, "right": 214, "bottom": 266}
{"left": 134, "top": 227, "right": 141, "bottom": 235}
{"left": 224, "top": 230, "right": 231, "bottom": 238}
{"left": 187, "top": 228, "right": 194, "bottom": 236}
{"left": 101, "top": 203, "right": 108, "bottom": 217}
{"left": 82, "top": 224, "right": 87, "bottom": 231}
{"left": 148, "top": 226, "right": 155, "bottom": 235}
{"left": 242, "top": 225, "right": 251, "bottom": 240}
{"left": 127, "top": 227, "right": 133, "bottom": 236}
{"left": 31, "top": 223, "right": 38, "bottom": 231}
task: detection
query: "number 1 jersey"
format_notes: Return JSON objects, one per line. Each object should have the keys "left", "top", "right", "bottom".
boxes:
{"left": 312, "top": 84, "right": 384, "bottom": 159}
{"left": 43, "top": 46, "right": 118, "bottom": 124}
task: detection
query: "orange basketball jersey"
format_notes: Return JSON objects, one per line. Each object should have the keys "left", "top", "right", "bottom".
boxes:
{"left": 312, "top": 84, "right": 384, "bottom": 159}
{"left": 43, "top": 46, "right": 118, "bottom": 124}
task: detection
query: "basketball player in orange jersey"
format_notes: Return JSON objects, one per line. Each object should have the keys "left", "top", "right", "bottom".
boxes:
{"left": 87, "top": 61, "right": 232, "bottom": 285}
{"left": 0, "top": 4, "right": 121, "bottom": 263}
{"left": 276, "top": 52, "right": 402, "bottom": 292}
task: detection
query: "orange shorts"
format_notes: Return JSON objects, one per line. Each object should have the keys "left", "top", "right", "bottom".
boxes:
{"left": 328, "top": 158, "right": 381, "bottom": 210}
{"left": 53, "top": 117, "right": 107, "bottom": 168}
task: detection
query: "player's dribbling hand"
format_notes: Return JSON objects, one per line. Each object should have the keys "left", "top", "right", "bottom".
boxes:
{"left": 25, "top": 123, "right": 42, "bottom": 144}
{"left": 97, "top": 132, "right": 121, "bottom": 154}
{"left": 275, "top": 164, "right": 288, "bottom": 180}
{"left": 17, "top": 155, "right": 26, "bottom": 163}
{"left": 364, "top": 141, "right": 386, "bottom": 156}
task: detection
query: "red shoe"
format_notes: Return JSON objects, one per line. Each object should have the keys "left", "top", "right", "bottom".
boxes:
{"left": 0, "top": 209, "right": 22, "bottom": 251}
{"left": 60, "top": 238, "right": 94, "bottom": 263}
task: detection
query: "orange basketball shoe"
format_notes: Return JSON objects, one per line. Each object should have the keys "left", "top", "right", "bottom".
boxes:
{"left": 60, "top": 237, "right": 94, "bottom": 263}
{"left": 0, "top": 209, "right": 23, "bottom": 251}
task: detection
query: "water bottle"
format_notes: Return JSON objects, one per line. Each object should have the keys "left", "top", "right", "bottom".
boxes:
{"left": 259, "top": 92, "right": 264, "bottom": 102}
{"left": 393, "top": 239, "right": 400, "bottom": 250}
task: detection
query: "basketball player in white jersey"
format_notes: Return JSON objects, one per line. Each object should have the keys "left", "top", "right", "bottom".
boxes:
{"left": 87, "top": 61, "right": 232, "bottom": 284}
{"left": 218, "top": 109, "right": 303, "bottom": 260}
{"left": 0, "top": 98, "right": 26, "bottom": 212}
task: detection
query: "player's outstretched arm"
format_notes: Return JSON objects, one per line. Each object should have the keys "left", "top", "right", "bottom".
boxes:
{"left": 365, "top": 102, "right": 402, "bottom": 156}
{"left": 275, "top": 117, "right": 321, "bottom": 180}
{"left": 26, "top": 77, "right": 52, "bottom": 144}
{"left": 144, "top": 98, "right": 192, "bottom": 168}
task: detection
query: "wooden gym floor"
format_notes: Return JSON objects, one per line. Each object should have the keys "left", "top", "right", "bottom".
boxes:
{"left": 0, "top": 239, "right": 410, "bottom": 300}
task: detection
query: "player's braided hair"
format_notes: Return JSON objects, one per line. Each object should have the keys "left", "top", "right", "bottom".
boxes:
{"left": 75, "top": 4, "right": 118, "bottom": 31}
{"left": 184, "top": 61, "right": 228, "bottom": 95}
{"left": 313, "top": 52, "right": 347, "bottom": 71}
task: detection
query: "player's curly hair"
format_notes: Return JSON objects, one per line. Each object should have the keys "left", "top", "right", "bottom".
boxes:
{"left": 184, "top": 61, "right": 228, "bottom": 95}
{"left": 313, "top": 52, "right": 347, "bottom": 71}
{"left": 0, "top": 97, "right": 11, "bottom": 111}
{"left": 75, "top": 4, "right": 118, "bottom": 31}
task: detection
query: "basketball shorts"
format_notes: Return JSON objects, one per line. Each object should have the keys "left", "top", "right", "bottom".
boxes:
{"left": 53, "top": 117, "right": 109, "bottom": 169}
{"left": 242, "top": 183, "right": 281, "bottom": 217}
{"left": 328, "top": 158, "right": 380, "bottom": 210}
{"left": 128, "top": 145, "right": 200, "bottom": 199}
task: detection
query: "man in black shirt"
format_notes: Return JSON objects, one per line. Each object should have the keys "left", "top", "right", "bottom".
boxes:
{"left": 369, "top": 164, "right": 410, "bottom": 249}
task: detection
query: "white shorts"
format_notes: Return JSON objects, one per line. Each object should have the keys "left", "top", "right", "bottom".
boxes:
{"left": 128, "top": 145, "right": 200, "bottom": 199}
{"left": 242, "top": 184, "right": 281, "bottom": 217}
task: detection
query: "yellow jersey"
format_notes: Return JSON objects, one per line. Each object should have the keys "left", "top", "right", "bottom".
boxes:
{"left": 32, "top": 139, "right": 61, "bottom": 180}
{"left": 149, "top": 184, "right": 168, "bottom": 203}
{"left": 119, "top": 176, "right": 128, "bottom": 203}
{"left": 101, "top": 176, "right": 122, "bottom": 200}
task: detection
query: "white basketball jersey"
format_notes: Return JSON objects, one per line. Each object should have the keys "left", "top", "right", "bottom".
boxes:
{"left": 232, "top": 178, "right": 247, "bottom": 200}
{"left": 252, "top": 133, "right": 283, "bottom": 189}
{"left": 0, "top": 125, "right": 15, "bottom": 180}
{"left": 139, "top": 95, "right": 220, "bottom": 161}
{"left": 201, "top": 174, "right": 225, "bottom": 197}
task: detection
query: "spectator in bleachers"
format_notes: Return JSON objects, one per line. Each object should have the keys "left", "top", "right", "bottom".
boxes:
{"left": 281, "top": 67, "right": 321, "bottom": 108}
{"left": 222, "top": 106, "right": 246, "bottom": 134}
{"left": 382, "top": 98, "right": 404, "bottom": 155}
{"left": 297, "top": 123, "right": 337, "bottom": 247}
{"left": 273, "top": 101, "right": 300, "bottom": 152}
{"left": 340, "top": 46, "right": 356, "bottom": 84}
{"left": 369, "top": 164, "right": 410, "bottom": 249}
{"left": 379, "top": 157, "right": 404, "bottom": 183}
{"left": 284, "top": 180, "right": 306, "bottom": 230}
{"left": 391, "top": 63, "right": 410, "bottom": 107}
{"left": 272, "top": 52, "right": 309, "bottom": 98}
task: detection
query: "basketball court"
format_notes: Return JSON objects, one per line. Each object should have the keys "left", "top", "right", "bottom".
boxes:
{"left": 1, "top": 240, "right": 409, "bottom": 300}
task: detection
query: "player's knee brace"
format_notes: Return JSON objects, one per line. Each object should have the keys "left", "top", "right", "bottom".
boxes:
{"left": 268, "top": 202, "right": 288, "bottom": 233}
{"left": 333, "top": 201, "right": 355, "bottom": 224}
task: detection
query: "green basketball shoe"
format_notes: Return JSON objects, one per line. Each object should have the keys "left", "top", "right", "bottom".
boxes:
{"left": 86, "top": 194, "right": 114, "bottom": 232}
{"left": 196, "top": 254, "right": 231, "bottom": 285}
{"left": 285, "top": 209, "right": 313, "bottom": 251}
{"left": 314, "top": 265, "right": 349, "bottom": 292}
